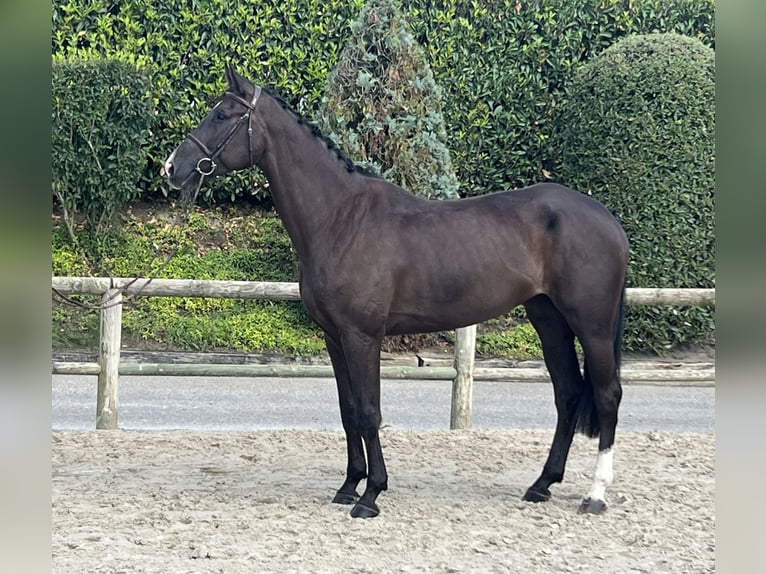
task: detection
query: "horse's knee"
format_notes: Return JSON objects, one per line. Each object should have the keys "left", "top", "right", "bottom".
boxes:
{"left": 357, "top": 404, "right": 381, "bottom": 435}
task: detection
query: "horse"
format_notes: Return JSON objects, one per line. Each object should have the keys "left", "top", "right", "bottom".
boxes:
{"left": 162, "top": 64, "right": 629, "bottom": 518}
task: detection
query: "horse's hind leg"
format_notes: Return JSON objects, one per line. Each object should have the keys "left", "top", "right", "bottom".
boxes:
{"left": 325, "top": 334, "right": 367, "bottom": 505}
{"left": 522, "top": 295, "right": 585, "bottom": 503}
{"left": 576, "top": 334, "right": 622, "bottom": 514}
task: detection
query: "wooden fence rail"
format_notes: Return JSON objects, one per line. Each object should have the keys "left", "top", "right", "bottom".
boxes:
{"left": 52, "top": 361, "right": 714, "bottom": 384}
{"left": 52, "top": 277, "right": 716, "bottom": 306}
{"left": 52, "top": 277, "right": 715, "bottom": 430}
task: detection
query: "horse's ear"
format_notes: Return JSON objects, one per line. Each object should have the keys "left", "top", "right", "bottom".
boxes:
{"left": 224, "top": 63, "right": 250, "bottom": 98}
{"left": 225, "top": 63, "right": 237, "bottom": 90}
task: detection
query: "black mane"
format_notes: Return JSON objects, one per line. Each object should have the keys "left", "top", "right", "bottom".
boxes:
{"left": 264, "top": 88, "right": 382, "bottom": 179}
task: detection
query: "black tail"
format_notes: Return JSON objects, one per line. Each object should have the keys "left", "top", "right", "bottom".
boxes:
{"left": 574, "top": 287, "right": 626, "bottom": 438}
{"left": 613, "top": 287, "right": 625, "bottom": 379}
{"left": 574, "top": 363, "right": 601, "bottom": 438}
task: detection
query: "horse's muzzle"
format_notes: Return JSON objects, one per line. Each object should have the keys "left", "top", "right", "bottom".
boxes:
{"left": 161, "top": 155, "right": 187, "bottom": 191}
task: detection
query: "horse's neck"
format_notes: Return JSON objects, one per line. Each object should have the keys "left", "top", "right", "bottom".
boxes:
{"left": 257, "top": 98, "right": 358, "bottom": 260}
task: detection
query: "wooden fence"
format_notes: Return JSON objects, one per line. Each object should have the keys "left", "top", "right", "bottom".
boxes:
{"left": 52, "top": 277, "right": 715, "bottom": 430}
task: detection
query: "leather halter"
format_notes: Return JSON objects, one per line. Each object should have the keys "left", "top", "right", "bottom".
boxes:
{"left": 184, "top": 85, "right": 262, "bottom": 185}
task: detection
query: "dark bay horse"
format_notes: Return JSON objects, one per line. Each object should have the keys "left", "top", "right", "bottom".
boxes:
{"left": 163, "top": 64, "right": 629, "bottom": 518}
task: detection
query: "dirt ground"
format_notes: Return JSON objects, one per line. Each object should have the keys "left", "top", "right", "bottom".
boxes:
{"left": 52, "top": 428, "right": 714, "bottom": 573}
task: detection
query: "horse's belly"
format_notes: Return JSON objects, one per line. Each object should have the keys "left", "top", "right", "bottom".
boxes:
{"left": 384, "top": 288, "right": 532, "bottom": 336}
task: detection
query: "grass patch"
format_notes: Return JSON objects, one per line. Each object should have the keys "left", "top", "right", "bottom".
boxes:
{"left": 53, "top": 202, "right": 325, "bottom": 355}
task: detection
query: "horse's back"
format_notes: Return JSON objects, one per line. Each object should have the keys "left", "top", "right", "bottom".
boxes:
{"left": 385, "top": 182, "right": 627, "bottom": 262}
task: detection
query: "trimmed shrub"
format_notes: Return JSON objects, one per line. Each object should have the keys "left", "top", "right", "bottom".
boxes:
{"left": 51, "top": 1, "right": 716, "bottom": 355}
{"left": 316, "top": 0, "right": 459, "bottom": 199}
{"left": 552, "top": 33, "right": 715, "bottom": 352}
{"left": 52, "top": 57, "right": 153, "bottom": 239}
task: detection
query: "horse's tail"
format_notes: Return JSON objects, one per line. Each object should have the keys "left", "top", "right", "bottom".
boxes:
{"left": 575, "top": 285, "right": 625, "bottom": 438}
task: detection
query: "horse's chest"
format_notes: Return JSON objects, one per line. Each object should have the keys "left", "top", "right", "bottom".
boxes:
{"left": 299, "top": 273, "right": 387, "bottom": 334}
{"left": 297, "top": 276, "right": 342, "bottom": 328}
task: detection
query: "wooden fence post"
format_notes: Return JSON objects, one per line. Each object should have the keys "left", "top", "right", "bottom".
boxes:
{"left": 451, "top": 325, "right": 476, "bottom": 430}
{"left": 96, "top": 289, "right": 122, "bottom": 429}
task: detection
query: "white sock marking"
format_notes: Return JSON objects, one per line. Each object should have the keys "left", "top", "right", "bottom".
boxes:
{"left": 587, "top": 448, "right": 614, "bottom": 502}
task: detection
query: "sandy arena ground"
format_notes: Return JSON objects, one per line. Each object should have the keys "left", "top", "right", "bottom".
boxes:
{"left": 52, "top": 429, "right": 714, "bottom": 573}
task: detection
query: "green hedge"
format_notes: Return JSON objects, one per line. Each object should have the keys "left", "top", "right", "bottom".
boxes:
{"left": 553, "top": 33, "right": 715, "bottom": 352}
{"left": 52, "top": 0, "right": 714, "bottom": 202}
{"left": 52, "top": 57, "right": 153, "bottom": 238}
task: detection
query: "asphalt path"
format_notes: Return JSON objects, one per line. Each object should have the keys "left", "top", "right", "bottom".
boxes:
{"left": 52, "top": 375, "right": 714, "bottom": 433}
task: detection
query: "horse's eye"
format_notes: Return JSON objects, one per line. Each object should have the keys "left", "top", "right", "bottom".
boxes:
{"left": 216, "top": 110, "right": 227, "bottom": 121}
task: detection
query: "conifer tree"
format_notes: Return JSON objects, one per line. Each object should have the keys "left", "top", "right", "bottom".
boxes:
{"left": 316, "top": 0, "right": 459, "bottom": 200}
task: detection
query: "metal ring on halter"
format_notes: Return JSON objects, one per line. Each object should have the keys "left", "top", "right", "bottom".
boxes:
{"left": 196, "top": 157, "right": 217, "bottom": 176}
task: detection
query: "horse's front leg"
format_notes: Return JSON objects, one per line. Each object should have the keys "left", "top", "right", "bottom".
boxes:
{"left": 325, "top": 334, "right": 367, "bottom": 505}
{"left": 340, "top": 329, "right": 387, "bottom": 518}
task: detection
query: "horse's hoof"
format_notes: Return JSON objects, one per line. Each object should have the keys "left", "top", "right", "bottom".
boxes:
{"left": 350, "top": 501, "right": 379, "bottom": 519}
{"left": 332, "top": 491, "right": 359, "bottom": 505}
{"left": 578, "top": 497, "right": 607, "bottom": 514}
{"left": 522, "top": 486, "right": 551, "bottom": 503}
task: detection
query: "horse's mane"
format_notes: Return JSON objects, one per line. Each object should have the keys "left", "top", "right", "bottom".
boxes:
{"left": 263, "top": 88, "right": 382, "bottom": 179}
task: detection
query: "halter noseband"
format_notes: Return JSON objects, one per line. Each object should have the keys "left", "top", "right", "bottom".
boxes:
{"left": 184, "top": 85, "right": 262, "bottom": 186}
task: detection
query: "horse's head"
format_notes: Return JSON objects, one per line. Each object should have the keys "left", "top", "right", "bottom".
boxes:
{"left": 162, "top": 64, "right": 265, "bottom": 203}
